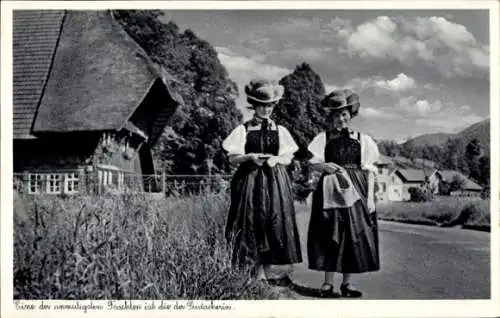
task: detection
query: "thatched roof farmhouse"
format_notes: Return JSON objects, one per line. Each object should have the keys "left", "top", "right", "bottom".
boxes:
{"left": 13, "top": 10, "right": 183, "bottom": 194}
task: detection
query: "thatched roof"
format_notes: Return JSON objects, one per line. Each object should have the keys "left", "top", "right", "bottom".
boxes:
{"left": 13, "top": 10, "right": 182, "bottom": 139}
{"left": 13, "top": 10, "right": 66, "bottom": 138}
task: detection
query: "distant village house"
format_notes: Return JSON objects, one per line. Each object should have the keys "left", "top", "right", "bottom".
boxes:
{"left": 13, "top": 10, "right": 183, "bottom": 195}
{"left": 374, "top": 156, "right": 483, "bottom": 202}
{"left": 429, "top": 170, "right": 483, "bottom": 197}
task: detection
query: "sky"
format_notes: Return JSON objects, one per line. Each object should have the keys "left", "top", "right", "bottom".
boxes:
{"left": 160, "top": 10, "right": 490, "bottom": 142}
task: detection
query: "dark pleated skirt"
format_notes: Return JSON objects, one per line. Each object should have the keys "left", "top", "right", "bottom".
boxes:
{"left": 307, "top": 168, "right": 380, "bottom": 273}
{"left": 225, "top": 162, "right": 302, "bottom": 267}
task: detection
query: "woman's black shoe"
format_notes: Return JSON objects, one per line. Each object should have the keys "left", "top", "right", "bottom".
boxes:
{"left": 340, "top": 283, "right": 362, "bottom": 298}
{"left": 268, "top": 275, "right": 293, "bottom": 287}
{"left": 319, "top": 283, "right": 340, "bottom": 298}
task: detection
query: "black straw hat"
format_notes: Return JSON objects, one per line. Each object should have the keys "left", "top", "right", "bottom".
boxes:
{"left": 320, "top": 89, "right": 360, "bottom": 118}
{"left": 245, "top": 79, "right": 284, "bottom": 105}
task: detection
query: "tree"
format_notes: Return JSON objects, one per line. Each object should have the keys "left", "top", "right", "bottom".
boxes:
{"left": 274, "top": 62, "right": 326, "bottom": 159}
{"left": 400, "top": 138, "right": 419, "bottom": 160}
{"left": 439, "top": 180, "right": 451, "bottom": 195}
{"left": 114, "top": 10, "right": 243, "bottom": 175}
{"left": 378, "top": 140, "right": 400, "bottom": 157}
{"left": 271, "top": 62, "right": 327, "bottom": 200}
{"left": 449, "top": 174, "right": 466, "bottom": 192}
{"left": 465, "top": 138, "right": 482, "bottom": 183}
{"left": 479, "top": 155, "right": 490, "bottom": 186}
{"left": 441, "top": 138, "right": 468, "bottom": 173}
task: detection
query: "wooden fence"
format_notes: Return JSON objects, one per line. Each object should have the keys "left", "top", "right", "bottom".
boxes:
{"left": 13, "top": 171, "right": 231, "bottom": 197}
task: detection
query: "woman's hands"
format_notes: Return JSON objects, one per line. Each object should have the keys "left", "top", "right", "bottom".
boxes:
{"left": 310, "top": 162, "right": 343, "bottom": 174}
{"left": 323, "top": 162, "right": 343, "bottom": 174}
{"left": 230, "top": 153, "right": 291, "bottom": 167}
{"left": 247, "top": 153, "right": 267, "bottom": 166}
{"left": 265, "top": 156, "right": 279, "bottom": 167}
{"left": 248, "top": 153, "right": 282, "bottom": 167}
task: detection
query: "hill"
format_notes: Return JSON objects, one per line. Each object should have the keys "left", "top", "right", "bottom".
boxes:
{"left": 378, "top": 118, "right": 490, "bottom": 185}
{"left": 456, "top": 118, "right": 490, "bottom": 154}
{"left": 404, "top": 133, "right": 454, "bottom": 148}
{"left": 379, "top": 155, "right": 438, "bottom": 172}
{"left": 402, "top": 118, "right": 490, "bottom": 154}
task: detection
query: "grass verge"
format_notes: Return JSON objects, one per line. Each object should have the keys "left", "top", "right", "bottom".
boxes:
{"left": 14, "top": 191, "right": 288, "bottom": 299}
{"left": 376, "top": 197, "right": 490, "bottom": 231}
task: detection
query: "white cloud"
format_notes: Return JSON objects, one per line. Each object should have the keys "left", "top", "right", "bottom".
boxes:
{"left": 399, "top": 96, "right": 443, "bottom": 116}
{"left": 415, "top": 99, "right": 443, "bottom": 115}
{"left": 413, "top": 17, "right": 476, "bottom": 51}
{"left": 341, "top": 16, "right": 489, "bottom": 78}
{"left": 467, "top": 46, "right": 489, "bottom": 69}
{"left": 359, "top": 107, "right": 399, "bottom": 120}
{"left": 346, "top": 16, "right": 398, "bottom": 59}
{"left": 423, "top": 83, "right": 438, "bottom": 90}
{"left": 216, "top": 46, "right": 291, "bottom": 119}
{"left": 280, "top": 47, "right": 333, "bottom": 61}
{"left": 374, "top": 73, "right": 416, "bottom": 92}
{"left": 398, "top": 95, "right": 483, "bottom": 131}
{"left": 216, "top": 46, "right": 290, "bottom": 81}
{"left": 329, "top": 73, "right": 418, "bottom": 94}
{"left": 324, "top": 84, "right": 342, "bottom": 93}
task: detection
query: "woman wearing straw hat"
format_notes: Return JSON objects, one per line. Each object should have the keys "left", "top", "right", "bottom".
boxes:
{"left": 222, "top": 79, "right": 302, "bottom": 286}
{"left": 307, "top": 89, "right": 380, "bottom": 298}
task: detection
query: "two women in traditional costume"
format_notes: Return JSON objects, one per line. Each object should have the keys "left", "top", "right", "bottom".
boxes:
{"left": 223, "top": 80, "right": 380, "bottom": 296}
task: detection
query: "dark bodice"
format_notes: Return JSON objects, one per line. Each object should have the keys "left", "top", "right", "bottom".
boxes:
{"left": 324, "top": 129, "right": 361, "bottom": 166}
{"left": 243, "top": 120, "right": 279, "bottom": 155}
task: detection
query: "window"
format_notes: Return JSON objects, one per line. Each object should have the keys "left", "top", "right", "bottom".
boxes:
{"left": 65, "top": 173, "right": 79, "bottom": 193}
{"left": 47, "top": 174, "right": 62, "bottom": 194}
{"left": 381, "top": 183, "right": 386, "bottom": 192}
{"left": 28, "top": 174, "right": 42, "bottom": 194}
{"left": 107, "top": 171, "right": 113, "bottom": 185}
{"left": 118, "top": 172, "right": 124, "bottom": 188}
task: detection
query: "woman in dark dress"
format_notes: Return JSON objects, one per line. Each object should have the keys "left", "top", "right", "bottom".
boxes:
{"left": 307, "top": 89, "right": 380, "bottom": 298}
{"left": 223, "top": 79, "right": 302, "bottom": 284}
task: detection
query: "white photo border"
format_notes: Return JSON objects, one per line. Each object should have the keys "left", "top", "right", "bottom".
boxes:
{"left": 1, "top": 1, "right": 499, "bottom": 317}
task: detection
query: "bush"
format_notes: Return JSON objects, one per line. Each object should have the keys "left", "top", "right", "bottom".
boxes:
{"left": 481, "top": 185, "right": 490, "bottom": 200}
{"left": 443, "top": 201, "right": 490, "bottom": 228}
{"left": 438, "top": 181, "right": 451, "bottom": 195}
{"left": 408, "top": 186, "right": 434, "bottom": 202}
{"left": 289, "top": 160, "right": 314, "bottom": 202}
{"left": 292, "top": 182, "right": 313, "bottom": 203}
{"left": 13, "top": 192, "right": 282, "bottom": 300}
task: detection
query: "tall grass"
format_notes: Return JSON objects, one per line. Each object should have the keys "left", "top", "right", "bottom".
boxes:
{"left": 13, "top": 191, "right": 283, "bottom": 300}
{"left": 376, "top": 196, "right": 490, "bottom": 228}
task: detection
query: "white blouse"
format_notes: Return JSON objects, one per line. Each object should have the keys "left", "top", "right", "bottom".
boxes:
{"left": 222, "top": 123, "right": 299, "bottom": 158}
{"left": 307, "top": 131, "right": 380, "bottom": 173}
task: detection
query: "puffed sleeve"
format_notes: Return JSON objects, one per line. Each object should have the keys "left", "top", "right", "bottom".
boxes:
{"left": 222, "top": 125, "right": 246, "bottom": 156}
{"left": 307, "top": 132, "right": 326, "bottom": 164}
{"left": 278, "top": 125, "right": 299, "bottom": 156}
{"left": 361, "top": 133, "right": 380, "bottom": 173}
